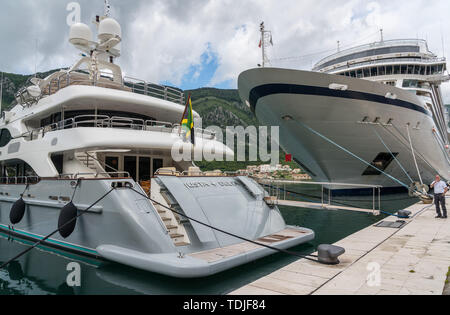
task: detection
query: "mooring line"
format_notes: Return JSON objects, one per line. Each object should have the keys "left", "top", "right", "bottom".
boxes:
{"left": 371, "top": 125, "right": 414, "bottom": 184}
{"left": 295, "top": 120, "right": 410, "bottom": 189}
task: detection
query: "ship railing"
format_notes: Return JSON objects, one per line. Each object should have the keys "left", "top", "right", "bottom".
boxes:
{"left": 324, "top": 57, "right": 447, "bottom": 73}
{"left": 36, "top": 70, "right": 185, "bottom": 105}
{"left": 0, "top": 176, "right": 40, "bottom": 185}
{"left": 57, "top": 171, "right": 131, "bottom": 179}
{"left": 315, "top": 38, "right": 429, "bottom": 68}
{"left": 24, "top": 115, "right": 216, "bottom": 141}
{"left": 255, "top": 178, "right": 383, "bottom": 213}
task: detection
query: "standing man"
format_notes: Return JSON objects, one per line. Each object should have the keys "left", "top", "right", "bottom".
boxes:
{"left": 430, "top": 175, "right": 448, "bottom": 219}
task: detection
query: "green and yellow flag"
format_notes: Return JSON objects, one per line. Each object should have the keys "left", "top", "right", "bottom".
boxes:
{"left": 180, "top": 94, "right": 195, "bottom": 145}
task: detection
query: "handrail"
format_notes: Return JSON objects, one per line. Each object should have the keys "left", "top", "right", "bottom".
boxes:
{"left": 0, "top": 176, "right": 40, "bottom": 185}
{"left": 23, "top": 114, "right": 216, "bottom": 141}
{"left": 324, "top": 57, "right": 447, "bottom": 73}
{"left": 314, "top": 39, "right": 430, "bottom": 68}
{"left": 19, "top": 70, "right": 185, "bottom": 107}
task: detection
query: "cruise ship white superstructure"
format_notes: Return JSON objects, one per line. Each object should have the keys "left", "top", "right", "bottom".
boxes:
{"left": 239, "top": 32, "right": 450, "bottom": 193}
{"left": 0, "top": 10, "right": 314, "bottom": 277}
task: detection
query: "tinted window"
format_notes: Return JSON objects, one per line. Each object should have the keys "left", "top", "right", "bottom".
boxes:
{"left": 51, "top": 155, "right": 64, "bottom": 174}
{"left": 0, "top": 129, "right": 12, "bottom": 148}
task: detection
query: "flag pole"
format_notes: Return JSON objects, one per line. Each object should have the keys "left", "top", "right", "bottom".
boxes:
{"left": 0, "top": 71, "right": 3, "bottom": 115}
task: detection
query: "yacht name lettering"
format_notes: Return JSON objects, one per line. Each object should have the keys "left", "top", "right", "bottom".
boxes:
{"left": 184, "top": 181, "right": 239, "bottom": 189}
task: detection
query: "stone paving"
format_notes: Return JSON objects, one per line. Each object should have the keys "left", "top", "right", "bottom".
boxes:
{"left": 230, "top": 199, "right": 450, "bottom": 295}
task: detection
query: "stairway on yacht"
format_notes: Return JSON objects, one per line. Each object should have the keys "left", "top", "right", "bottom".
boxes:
{"left": 150, "top": 180, "right": 191, "bottom": 247}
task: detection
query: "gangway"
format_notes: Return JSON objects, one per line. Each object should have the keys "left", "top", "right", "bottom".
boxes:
{"left": 256, "top": 179, "right": 383, "bottom": 216}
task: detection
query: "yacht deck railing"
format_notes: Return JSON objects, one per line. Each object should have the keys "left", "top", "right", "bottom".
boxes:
{"left": 16, "top": 70, "right": 185, "bottom": 107}
{"left": 25, "top": 114, "right": 216, "bottom": 141}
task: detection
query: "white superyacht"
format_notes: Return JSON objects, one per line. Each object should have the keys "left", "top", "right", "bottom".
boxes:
{"left": 0, "top": 11, "right": 314, "bottom": 277}
{"left": 239, "top": 26, "right": 450, "bottom": 194}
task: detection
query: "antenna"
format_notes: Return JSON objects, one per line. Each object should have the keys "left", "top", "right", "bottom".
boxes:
{"left": 0, "top": 71, "right": 3, "bottom": 114}
{"left": 337, "top": 41, "right": 340, "bottom": 52}
{"left": 259, "top": 22, "right": 273, "bottom": 67}
{"left": 380, "top": 28, "right": 384, "bottom": 42}
{"left": 34, "top": 39, "right": 38, "bottom": 78}
{"left": 104, "top": 0, "right": 111, "bottom": 17}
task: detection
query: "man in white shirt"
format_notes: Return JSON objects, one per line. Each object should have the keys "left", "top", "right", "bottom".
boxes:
{"left": 431, "top": 175, "right": 448, "bottom": 219}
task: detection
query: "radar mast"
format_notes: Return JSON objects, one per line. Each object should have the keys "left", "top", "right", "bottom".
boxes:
{"left": 259, "top": 22, "right": 273, "bottom": 67}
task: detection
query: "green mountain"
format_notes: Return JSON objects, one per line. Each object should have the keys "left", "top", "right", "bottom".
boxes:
{"left": 186, "top": 88, "right": 298, "bottom": 171}
{"left": 0, "top": 69, "right": 61, "bottom": 109}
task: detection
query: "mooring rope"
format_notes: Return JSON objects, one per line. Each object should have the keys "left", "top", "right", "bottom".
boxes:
{"left": 406, "top": 124, "right": 424, "bottom": 185}
{"left": 294, "top": 120, "right": 410, "bottom": 189}
{"left": 389, "top": 124, "right": 438, "bottom": 174}
{"left": 371, "top": 125, "right": 414, "bottom": 184}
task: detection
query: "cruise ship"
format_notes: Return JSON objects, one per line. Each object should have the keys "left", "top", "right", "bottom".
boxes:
{"left": 0, "top": 10, "right": 314, "bottom": 277}
{"left": 239, "top": 26, "right": 450, "bottom": 194}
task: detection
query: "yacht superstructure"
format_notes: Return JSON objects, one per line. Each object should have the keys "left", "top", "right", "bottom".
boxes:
{"left": 0, "top": 11, "right": 314, "bottom": 277}
{"left": 239, "top": 28, "right": 450, "bottom": 193}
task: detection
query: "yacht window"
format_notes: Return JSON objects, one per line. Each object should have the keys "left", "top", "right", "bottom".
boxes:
{"left": 394, "top": 65, "right": 400, "bottom": 74}
{"left": 105, "top": 156, "right": 119, "bottom": 173}
{"left": 407, "top": 65, "right": 414, "bottom": 74}
{"left": 414, "top": 65, "right": 420, "bottom": 75}
{"left": 357, "top": 69, "right": 363, "bottom": 78}
{"left": 152, "top": 159, "right": 164, "bottom": 176}
{"left": 362, "top": 153, "right": 398, "bottom": 176}
{"left": 0, "top": 129, "right": 12, "bottom": 148}
{"left": 51, "top": 154, "right": 64, "bottom": 175}
{"left": 350, "top": 71, "right": 356, "bottom": 77}
{"left": 139, "top": 157, "right": 151, "bottom": 182}
{"left": 370, "top": 67, "right": 378, "bottom": 76}
{"left": 437, "top": 65, "right": 443, "bottom": 73}
{"left": 124, "top": 156, "right": 138, "bottom": 181}
{"left": 378, "top": 66, "right": 386, "bottom": 76}
{"left": 1, "top": 161, "right": 37, "bottom": 183}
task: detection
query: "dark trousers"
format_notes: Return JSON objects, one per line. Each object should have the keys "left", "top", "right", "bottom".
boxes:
{"left": 434, "top": 194, "right": 447, "bottom": 217}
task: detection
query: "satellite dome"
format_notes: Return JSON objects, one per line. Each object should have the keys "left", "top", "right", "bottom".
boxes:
{"left": 69, "top": 23, "right": 93, "bottom": 47}
{"left": 98, "top": 18, "right": 122, "bottom": 42}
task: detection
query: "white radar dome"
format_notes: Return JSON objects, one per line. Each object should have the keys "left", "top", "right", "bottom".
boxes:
{"left": 69, "top": 23, "right": 93, "bottom": 47}
{"left": 98, "top": 18, "right": 122, "bottom": 42}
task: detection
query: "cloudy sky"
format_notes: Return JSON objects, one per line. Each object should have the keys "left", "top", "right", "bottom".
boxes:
{"left": 0, "top": 0, "right": 449, "bottom": 100}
